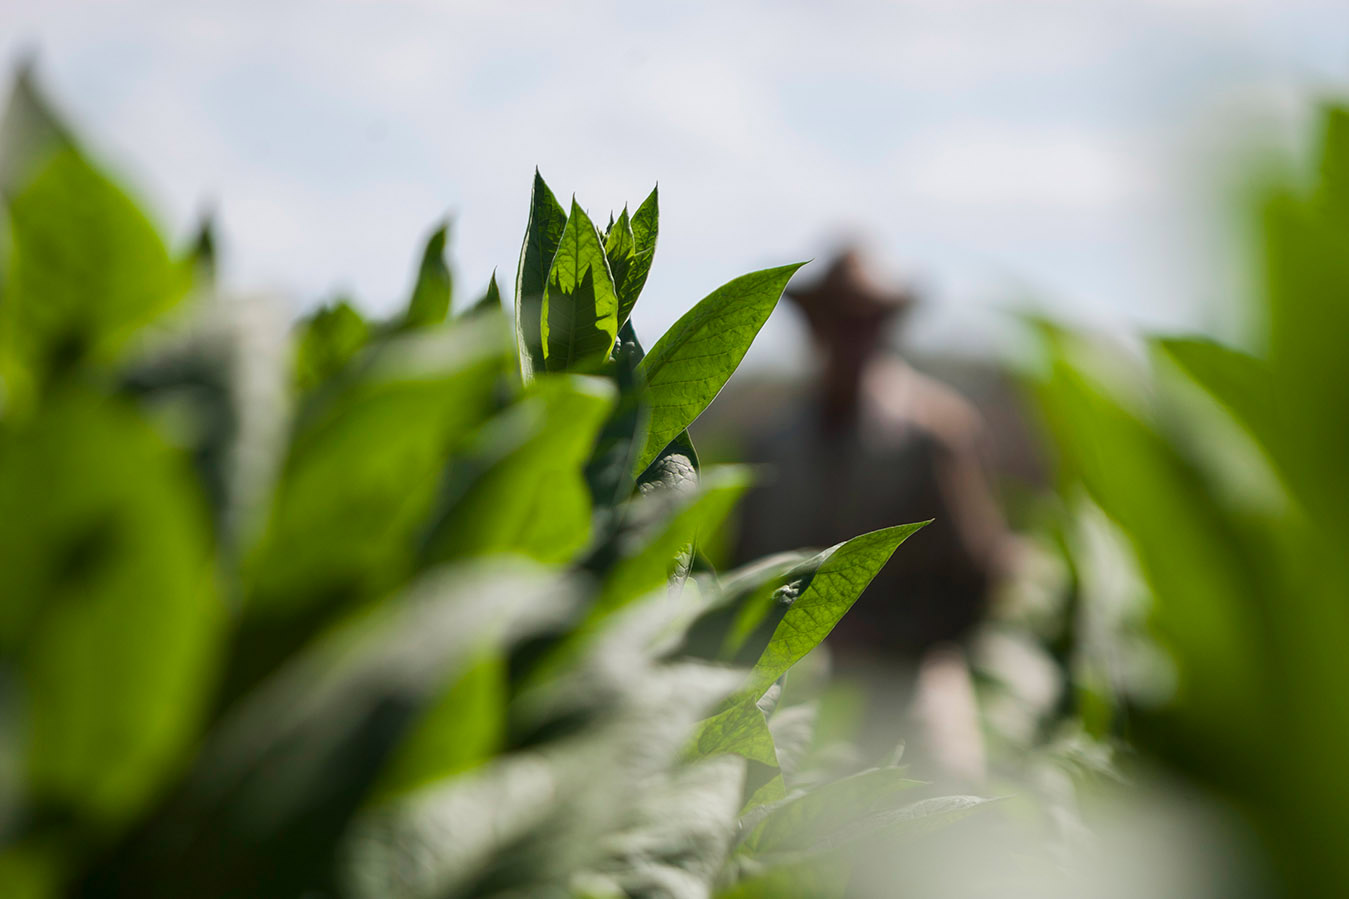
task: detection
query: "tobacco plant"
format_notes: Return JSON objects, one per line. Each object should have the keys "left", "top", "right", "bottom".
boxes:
{"left": 0, "top": 70, "right": 979, "bottom": 899}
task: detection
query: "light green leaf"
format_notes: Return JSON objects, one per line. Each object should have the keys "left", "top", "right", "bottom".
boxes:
{"left": 422, "top": 374, "right": 616, "bottom": 565}
{"left": 1155, "top": 337, "right": 1272, "bottom": 450}
{"left": 634, "top": 262, "right": 804, "bottom": 474}
{"left": 603, "top": 205, "right": 635, "bottom": 299}
{"left": 1, "top": 148, "right": 186, "bottom": 405}
{"left": 88, "top": 562, "right": 573, "bottom": 897}
{"left": 402, "top": 223, "right": 453, "bottom": 329}
{"left": 741, "top": 767, "right": 921, "bottom": 854}
{"left": 542, "top": 199, "right": 618, "bottom": 372}
{"left": 0, "top": 392, "right": 222, "bottom": 825}
{"left": 293, "top": 299, "right": 370, "bottom": 393}
{"left": 743, "top": 523, "right": 927, "bottom": 698}
{"left": 250, "top": 319, "right": 508, "bottom": 619}
{"left": 622, "top": 185, "right": 659, "bottom": 326}
{"left": 689, "top": 524, "right": 925, "bottom": 766}
{"left": 514, "top": 170, "right": 567, "bottom": 381}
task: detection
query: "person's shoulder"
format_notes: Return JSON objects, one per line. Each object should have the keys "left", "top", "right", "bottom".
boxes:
{"left": 865, "top": 359, "right": 983, "bottom": 448}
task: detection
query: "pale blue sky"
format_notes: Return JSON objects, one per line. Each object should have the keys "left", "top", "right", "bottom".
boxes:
{"left": 3, "top": 0, "right": 1346, "bottom": 368}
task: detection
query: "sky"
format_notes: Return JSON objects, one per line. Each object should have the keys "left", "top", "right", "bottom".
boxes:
{"left": 2, "top": 0, "right": 1346, "bottom": 369}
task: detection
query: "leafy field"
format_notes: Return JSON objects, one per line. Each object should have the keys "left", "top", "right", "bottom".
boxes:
{"left": 0, "top": 72, "right": 978, "bottom": 898}
{"left": 1, "top": 66, "right": 1346, "bottom": 898}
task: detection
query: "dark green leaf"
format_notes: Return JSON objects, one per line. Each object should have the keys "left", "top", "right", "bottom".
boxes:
{"left": 468, "top": 269, "right": 502, "bottom": 317}
{"left": 293, "top": 299, "right": 370, "bottom": 393}
{"left": 514, "top": 170, "right": 567, "bottom": 381}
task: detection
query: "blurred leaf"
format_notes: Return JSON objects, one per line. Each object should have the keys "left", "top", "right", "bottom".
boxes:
{"left": 740, "top": 767, "right": 921, "bottom": 854}
{"left": 633, "top": 263, "right": 804, "bottom": 475}
{"left": 249, "top": 319, "right": 508, "bottom": 619}
{"left": 514, "top": 170, "right": 567, "bottom": 381}
{"left": 468, "top": 269, "right": 502, "bottom": 318}
{"left": 423, "top": 374, "right": 615, "bottom": 565}
{"left": 583, "top": 320, "right": 650, "bottom": 510}
{"left": 80, "top": 563, "right": 574, "bottom": 899}
{"left": 0, "top": 392, "right": 221, "bottom": 825}
{"left": 593, "top": 466, "right": 753, "bottom": 619}
{"left": 1154, "top": 337, "right": 1273, "bottom": 448}
{"left": 293, "top": 299, "right": 370, "bottom": 393}
{"left": 402, "top": 223, "right": 452, "bottom": 330}
{"left": 372, "top": 649, "right": 507, "bottom": 800}
{"left": 0, "top": 64, "right": 73, "bottom": 195}
{"left": 542, "top": 200, "right": 618, "bottom": 373}
{"left": 1, "top": 149, "right": 186, "bottom": 405}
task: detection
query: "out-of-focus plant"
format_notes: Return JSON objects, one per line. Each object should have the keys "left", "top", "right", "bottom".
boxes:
{"left": 0, "top": 69, "right": 979, "bottom": 899}
{"left": 1028, "top": 104, "right": 1349, "bottom": 897}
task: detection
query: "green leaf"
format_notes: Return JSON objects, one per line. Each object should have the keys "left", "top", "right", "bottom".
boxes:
{"left": 593, "top": 466, "right": 753, "bottom": 620}
{"left": 622, "top": 185, "right": 660, "bottom": 325}
{"left": 603, "top": 205, "right": 635, "bottom": 295}
{"left": 0, "top": 64, "right": 74, "bottom": 195}
{"left": 0, "top": 392, "right": 222, "bottom": 825}
{"left": 371, "top": 648, "right": 507, "bottom": 800}
{"left": 741, "top": 767, "right": 921, "bottom": 854}
{"left": 743, "top": 523, "right": 926, "bottom": 699}
{"left": 250, "top": 319, "right": 508, "bottom": 620}
{"left": 293, "top": 299, "right": 370, "bottom": 393}
{"left": 468, "top": 269, "right": 502, "bottom": 317}
{"left": 634, "top": 262, "right": 804, "bottom": 474}
{"left": 422, "top": 374, "right": 616, "bottom": 565}
{"left": 83, "top": 562, "right": 574, "bottom": 898}
{"left": 514, "top": 170, "right": 567, "bottom": 381}
{"left": 583, "top": 321, "right": 650, "bottom": 510}
{"left": 402, "top": 222, "right": 453, "bottom": 329}
{"left": 689, "top": 524, "right": 925, "bottom": 765}
{"left": 1154, "top": 337, "right": 1273, "bottom": 446}
{"left": 542, "top": 199, "right": 619, "bottom": 372}
{"left": 637, "top": 428, "right": 700, "bottom": 496}
{"left": 1, "top": 148, "right": 186, "bottom": 404}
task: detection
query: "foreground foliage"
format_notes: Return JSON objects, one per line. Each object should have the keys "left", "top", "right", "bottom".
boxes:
{"left": 1028, "top": 105, "right": 1349, "bottom": 897}
{"left": 0, "top": 72, "right": 967, "bottom": 898}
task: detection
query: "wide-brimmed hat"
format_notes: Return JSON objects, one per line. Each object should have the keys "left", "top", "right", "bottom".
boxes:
{"left": 785, "top": 249, "right": 916, "bottom": 325}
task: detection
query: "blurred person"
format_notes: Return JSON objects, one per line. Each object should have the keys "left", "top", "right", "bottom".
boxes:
{"left": 734, "top": 249, "right": 1010, "bottom": 777}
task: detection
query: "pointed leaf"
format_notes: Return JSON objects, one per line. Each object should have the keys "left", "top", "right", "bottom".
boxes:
{"left": 542, "top": 200, "right": 618, "bottom": 372}
{"left": 620, "top": 185, "right": 659, "bottom": 325}
{"left": 514, "top": 170, "right": 567, "bottom": 381}
{"left": 744, "top": 523, "right": 927, "bottom": 698}
{"left": 634, "top": 263, "right": 804, "bottom": 474}
{"left": 1, "top": 148, "right": 185, "bottom": 401}
{"left": 468, "top": 269, "right": 502, "bottom": 317}
{"left": 423, "top": 375, "right": 616, "bottom": 565}
{"left": 293, "top": 299, "right": 369, "bottom": 393}
{"left": 403, "top": 223, "right": 453, "bottom": 329}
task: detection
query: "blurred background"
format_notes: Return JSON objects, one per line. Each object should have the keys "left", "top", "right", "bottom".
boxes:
{"left": 3, "top": 0, "right": 1345, "bottom": 362}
